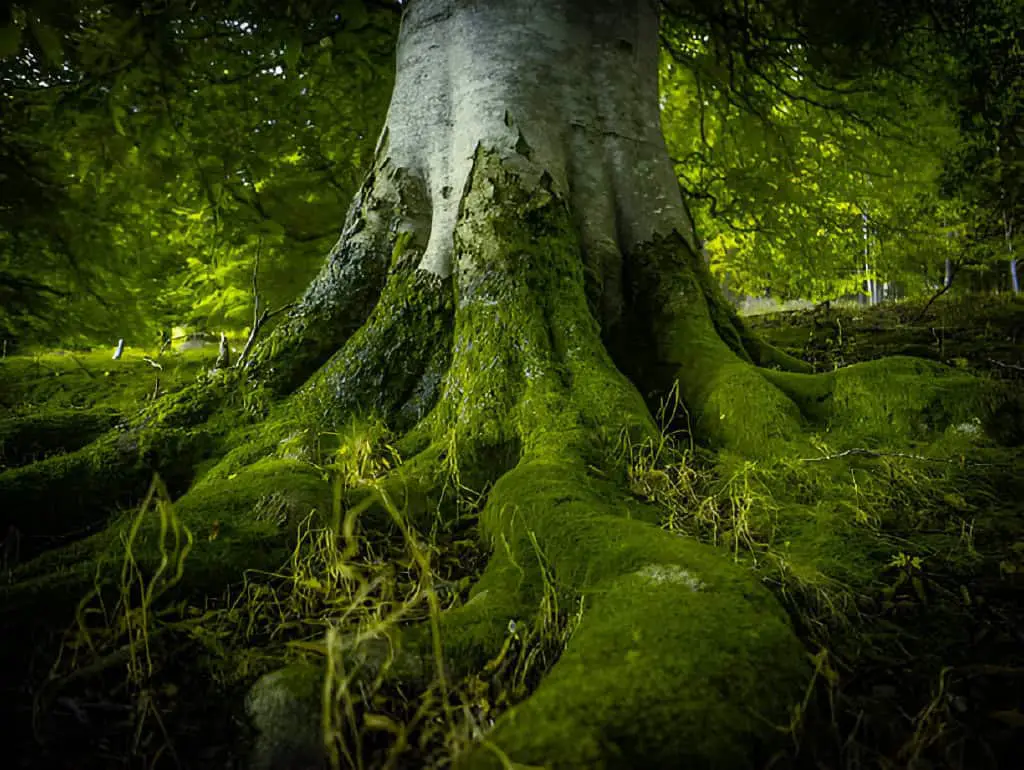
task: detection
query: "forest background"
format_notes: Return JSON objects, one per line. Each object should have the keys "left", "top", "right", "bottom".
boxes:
{"left": 1, "top": 0, "right": 1020, "bottom": 351}
{"left": 1, "top": 1, "right": 1024, "bottom": 769}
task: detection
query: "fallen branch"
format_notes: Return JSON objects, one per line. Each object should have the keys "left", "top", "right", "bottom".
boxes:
{"left": 910, "top": 258, "right": 962, "bottom": 324}
{"left": 988, "top": 358, "right": 1024, "bottom": 372}
{"left": 799, "top": 447, "right": 993, "bottom": 467}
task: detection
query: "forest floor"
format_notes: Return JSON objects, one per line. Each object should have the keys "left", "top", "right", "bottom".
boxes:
{"left": 1, "top": 293, "right": 1022, "bottom": 770}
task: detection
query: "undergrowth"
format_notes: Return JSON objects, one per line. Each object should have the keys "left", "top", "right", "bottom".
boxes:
{"left": 11, "top": 294, "right": 1024, "bottom": 769}
{"left": 28, "top": 418, "right": 581, "bottom": 769}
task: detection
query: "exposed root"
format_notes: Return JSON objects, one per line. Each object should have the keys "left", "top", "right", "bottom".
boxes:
{"left": 244, "top": 157, "right": 432, "bottom": 397}
{"left": 10, "top": 144, "right": 1023, "bottom": 770}
{"left": 293, "top": 265, "right": 455, "bottom": 435}
{"left": 453, "top": 458, "right": 809, "bottom": 769}
{"left": 0, "top": 380, "right": 229, "bottom": 554}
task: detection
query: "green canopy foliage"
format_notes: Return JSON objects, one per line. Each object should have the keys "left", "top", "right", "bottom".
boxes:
{"left": 657, "top": 0, "right": 1022, "bottom": 300}
{"left": 0, "top": 0, "right": 1019, "bottom": 344}
{"left": 1, "top": 0, "right": 399, "bottom": 346}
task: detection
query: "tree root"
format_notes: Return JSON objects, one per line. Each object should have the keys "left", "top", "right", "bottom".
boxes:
{"left": 453, "top": 458, "right": 809, "bottom": 769}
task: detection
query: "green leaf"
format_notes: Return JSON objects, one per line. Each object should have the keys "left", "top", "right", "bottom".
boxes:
{"left": 110, "top": 104, "right": 127, "bottom": 136}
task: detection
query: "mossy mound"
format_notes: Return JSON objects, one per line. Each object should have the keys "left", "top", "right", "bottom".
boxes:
{"left": 747, "top": 293, "right": 1024, "bottom": 376}
{"left": 0, "top": 406, "right": 120, "bottom": 469}
{"left": 0, "top": 347, "right": 216, "bottom": 412}
{"left": 1, "top": 292, "right": 1021, "bottom": 770}
{"left": 739, "top": 293, "right": 1024, "bottom": 768}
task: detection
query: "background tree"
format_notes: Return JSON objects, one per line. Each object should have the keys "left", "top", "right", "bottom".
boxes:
{"left": 932, "top": 0, "right": 1023, "bottom": 292}
{"left": 0, "top": 0, "right": 397, "bottom": 345}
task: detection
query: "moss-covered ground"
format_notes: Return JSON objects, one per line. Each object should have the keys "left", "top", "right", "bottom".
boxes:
{"left": 738, "top": 294, "right": 1024, "bottom": 769}
{"left": 0, "top": 346, "right": 218, "bottom": 415}
{"left": 1, "top": 295, "right": 1021, "bottom": 770}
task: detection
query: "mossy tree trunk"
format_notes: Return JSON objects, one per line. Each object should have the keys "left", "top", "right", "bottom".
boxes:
{"left": 241, "top": 2, "right": 815, "bottom": 766}
{"left": 4, "top": 1, "right": 1020, "bottom": 768}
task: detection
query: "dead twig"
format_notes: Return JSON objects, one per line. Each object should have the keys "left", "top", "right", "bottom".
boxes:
{"left": 235, "top": 238, "right": 296, "bottom": 368}
{"left": 911, "top": 259, "right": 962, "bottom": 324}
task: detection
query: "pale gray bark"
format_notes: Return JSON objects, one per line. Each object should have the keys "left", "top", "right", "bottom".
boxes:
{"left": 382, "top": 0, "right": 695, "bottom": 288}
{"left": 253, "top": 0, "right": 702, "bottom": 389}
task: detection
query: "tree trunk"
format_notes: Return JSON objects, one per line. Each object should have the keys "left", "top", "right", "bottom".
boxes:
{"left": 237, "top": 4, "right": 818, "bottom": 766}
{"left": 1006, "top": 211, "right": 1019, "bottom": 294}
{"left": 4, "top": 1, "right": 1021, "bottom": 769}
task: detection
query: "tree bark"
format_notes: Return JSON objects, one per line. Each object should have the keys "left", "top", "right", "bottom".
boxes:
{"left": 240, "top": 2, "right": 814, "bottom": 766}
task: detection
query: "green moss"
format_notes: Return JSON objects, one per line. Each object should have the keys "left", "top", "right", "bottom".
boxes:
{"left": 449, "top": 459, "right": 808, "bottom": 769}
{"left": 425, "top": 147, "right": 658, "bottom": 487}
{"left": 4, "top": 457, "right": 332, "bottom": 630}
{"left": 0, "top": 348, "right": 214, "bottom": 412}
{"left": 344, "top": 151, "right": 810, "bottom": 767}
{"left": 758, "top": 354, "right": 1024, "bottom": 448}
{"left": 8, "top": 138, "right": 1020, "bottom": 770}
{"left": 0, "top": 381, "right": 233, "bottom": 555}
{"left": 294, "top": 266, "right": 455, "bottom": 435}
{"left": 0, "top": 406, "right": 120, "bottom": 469}
{"left": 0, "top": 434, "right": 174, "bottom": 547}
{"left": 244, "top": 165, "right": 434, "bottom": 398}
{"left": 464, "top": 573, "right": 802, "bottom": 770}
{"left": 197, "top": 419, "right": 292, "bottom": 483}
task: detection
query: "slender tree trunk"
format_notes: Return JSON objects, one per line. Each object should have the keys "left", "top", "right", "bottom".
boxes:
{"left": 1006, "top": 211, "right": 1019, "bottom": 294}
